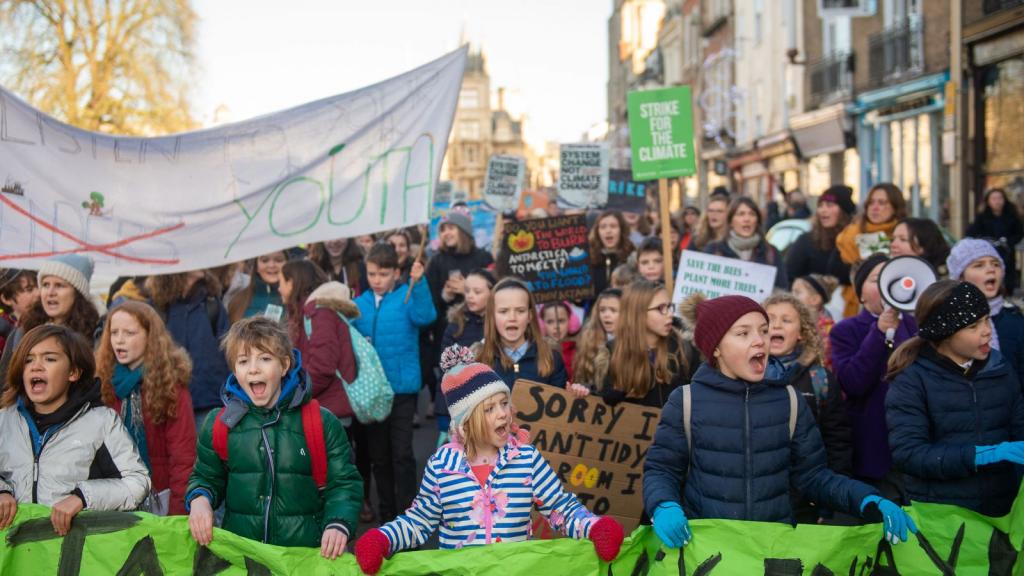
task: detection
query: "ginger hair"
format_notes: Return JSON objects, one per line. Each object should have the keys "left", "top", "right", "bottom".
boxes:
{"left": 97, "top": 302, "right": 192, "bottom": 425}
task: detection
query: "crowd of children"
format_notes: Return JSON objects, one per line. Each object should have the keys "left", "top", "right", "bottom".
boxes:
{"left": 0, "top": 181, "right": 1023, "bottom": 573}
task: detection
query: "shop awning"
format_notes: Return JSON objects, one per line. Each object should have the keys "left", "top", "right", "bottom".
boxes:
{"left": 790, "top": 103, "right": 850, "bottom": 158}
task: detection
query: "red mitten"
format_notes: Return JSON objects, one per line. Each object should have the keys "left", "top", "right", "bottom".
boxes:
{"left": 589, "top": 516, "right": 624, "bottom": 562}
{"left": 355, "top": 528, "right": 390, "bottom": 575}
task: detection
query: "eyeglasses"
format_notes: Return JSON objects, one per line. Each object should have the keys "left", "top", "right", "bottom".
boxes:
{"left": 647, "top": 303, "right": 676, "bottom": 316}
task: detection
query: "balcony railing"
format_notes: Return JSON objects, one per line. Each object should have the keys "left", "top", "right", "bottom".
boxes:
{"left": 868, "top": 19, "right": 924, "bottom": 88}
{"left": 809, "top": 51, "right": 853, "bottom": 108}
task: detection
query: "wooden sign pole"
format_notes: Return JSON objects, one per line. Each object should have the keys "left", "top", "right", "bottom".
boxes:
{"left": 658, "top": 178, "right": 674, "bottom": 294}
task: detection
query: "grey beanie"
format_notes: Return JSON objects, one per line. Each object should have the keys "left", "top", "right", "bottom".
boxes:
{"left": 441, "top": 210, "right": 474, "bottom": 238}
{"left": 37, "top": 254, "right": 94, "bottom": 299}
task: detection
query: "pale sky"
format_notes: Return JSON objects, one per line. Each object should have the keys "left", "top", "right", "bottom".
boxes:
{"left": 195, "top": 1, "right": 610, "bottom": 144}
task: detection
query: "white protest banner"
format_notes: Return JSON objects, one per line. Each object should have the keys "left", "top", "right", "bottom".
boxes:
{"left": 0, "top": 47, "right": 467, "bottom": 275}
{"left": 557, "top": 143, "right": 608, "bottom": 208}
{"left": 482, "top": 155, "right": 525, "bottom": 213}
{"left": 671, "top": 249, "right": 776, "bottom": 306}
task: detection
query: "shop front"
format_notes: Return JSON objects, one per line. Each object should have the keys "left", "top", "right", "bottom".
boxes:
{"left": 968, "top": 21, "right": 1024, "bottom": 205}
{"left": 853, "top": 71, "right": 950, "bottom": 225}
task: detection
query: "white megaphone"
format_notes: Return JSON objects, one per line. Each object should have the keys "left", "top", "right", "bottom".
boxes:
{"left": 877, "top": 256, "right": 938, "bottom": 346}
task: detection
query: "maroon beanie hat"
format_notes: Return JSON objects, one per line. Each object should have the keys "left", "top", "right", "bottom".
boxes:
{"left": 693, "top": 295, "right": 769, "bottom": 362}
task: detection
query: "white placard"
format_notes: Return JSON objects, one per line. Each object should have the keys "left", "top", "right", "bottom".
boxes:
{"left": 482, "top": 155, "right": 525, "bottom": 213}
{"left": 672, "top": 249, "right": 777, "bottom": 305}
{"left": 0, "top": 47, "right": 467, "bottom": 275}
{"left": 557, "top": 143, "right": 608, "bottom": 208}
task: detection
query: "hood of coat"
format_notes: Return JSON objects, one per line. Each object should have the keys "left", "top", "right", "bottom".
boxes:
{"left": 221, "top": 349, "right": 310, "bottom": 415}
{"left": 305, "top": 281, "right": 360, "bottom": 319}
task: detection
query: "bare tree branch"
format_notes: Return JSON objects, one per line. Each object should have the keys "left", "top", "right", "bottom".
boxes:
{"left": 0, "top": 0, "right": 199, "bottom": 135}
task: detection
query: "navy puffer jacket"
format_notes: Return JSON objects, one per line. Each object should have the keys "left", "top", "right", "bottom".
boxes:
{"left": 643, "top": 363, "right": 876, "bottom": 523}
{"left": 885, "top": 347, "right": 1024, "bottom": 516}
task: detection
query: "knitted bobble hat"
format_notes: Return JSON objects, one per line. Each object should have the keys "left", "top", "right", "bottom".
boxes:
{"left": 440, "top": 344, "right": 510, "bottom": 428}
{"left": 37, "top": 254, "right": 94, "bottom": 300}
{"left": 689, "top": 294, "right": 768, "bottom": 363}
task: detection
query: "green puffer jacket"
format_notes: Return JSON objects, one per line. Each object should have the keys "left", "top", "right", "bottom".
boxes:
{"left": 186, "top": 352, "right": 362, "bottom": 546}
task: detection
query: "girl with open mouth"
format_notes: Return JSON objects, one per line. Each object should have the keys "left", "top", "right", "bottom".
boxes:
{"left": 947, "top": 238, "right": 1024, "bottom": 378}
{"left": 886, "top": 280, "right": 1024, "bottom": 517}
{"left": 643, "top": 294, "right": 918, "bottom": 551}
{"left": 0, "top": 325, "right": 150, "bottom": 535}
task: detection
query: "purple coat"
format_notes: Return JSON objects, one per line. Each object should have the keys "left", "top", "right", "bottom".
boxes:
{"left": 829, "top": 309, "right": 917, "bottom": 480}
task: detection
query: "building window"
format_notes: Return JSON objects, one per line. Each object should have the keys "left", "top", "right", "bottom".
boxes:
{"left": 465, "top": 144, "right": 478, "bottom": 165}
{"left": 459, "top": 121, "right": 480, "bottom": 140}
{"left": 459, "top": 89, "right": 479, "bottom": 109}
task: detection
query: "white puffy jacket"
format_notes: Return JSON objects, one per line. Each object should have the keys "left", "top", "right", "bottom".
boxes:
{"left": 0, "top": 401, "right": 150, "bottom": 509}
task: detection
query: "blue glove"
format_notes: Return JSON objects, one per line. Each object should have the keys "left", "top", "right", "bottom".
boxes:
{"left": 975, "top": 442, "right": 1024, "bottom": 467}
{"left": 652, "top": 502, "right": 692, "bottom": 548}
{"left": 860, "top": 495, "right": 917, "bottom": 545}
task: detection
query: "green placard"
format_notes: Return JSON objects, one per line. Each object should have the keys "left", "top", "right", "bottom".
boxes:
{"left": 627, "top": 86, "right": 696, "bottom": 181}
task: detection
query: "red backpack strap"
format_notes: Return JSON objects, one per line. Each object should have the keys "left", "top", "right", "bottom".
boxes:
{"left": 211, "top": 407, "right": 229, "bottom": 461}
{"left": 301, "top": 400, "right": 328, "bottom": 489}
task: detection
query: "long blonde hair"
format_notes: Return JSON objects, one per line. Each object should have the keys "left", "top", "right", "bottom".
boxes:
{"left": 693, "top": 196, "right": 729, "bottom": 249}
{"left": 477, "top": 278, "right": 554, "bottom": 377}
{"left": 573, "top": 289, "right": 620, "bottom": 385}
{"left": 608, "top": 281, "right": 685, "bottom": 398}
{"left": 97, "top": 302, "right": 192, "bottom": 425}
{"left": 762, "top": 293, "right": 822, "bottom": 367}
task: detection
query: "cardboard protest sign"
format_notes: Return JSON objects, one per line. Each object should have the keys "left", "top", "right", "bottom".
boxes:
{"left": 3, "top": 487, "right": 1024, "bottom": 574}
{"left": 627, "top": 86, "right": 697, "bottom": 181}
{"left": 502, "top": 215, "right": 593, "bottom": 303}
{"left": 0, "top": 47, "right": 467, "bottom": 276}
{"left": 430, "top": 200, "right": 497, "bottom": 250}
{"left": 671, "top": 249, "right": 776, "bottom": 306}
{"left": 483, "top": 155, "right": 526, "bottom": 213}
{"left": 606, "top": 169, "right": 650, "bottom": 214}
{"left": 557, "top": 143, "right": 609, "bottom": 209}
{"left": 513, "top": 381, "right": 660, "bottom": 531}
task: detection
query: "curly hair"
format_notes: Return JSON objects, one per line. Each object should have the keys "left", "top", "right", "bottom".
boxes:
{"left": 20, "top": 291, "right": 99, "bottom": 341}
{"left": 96, "top": 301, "right": 192, "bottom": 425}
{"left": 762, "top": 293, "right": 823, "bottom": 367}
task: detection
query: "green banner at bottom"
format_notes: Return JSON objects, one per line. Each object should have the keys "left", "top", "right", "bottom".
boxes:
{"left": 2, "top": 487, "right": 1023, "bottom": 575}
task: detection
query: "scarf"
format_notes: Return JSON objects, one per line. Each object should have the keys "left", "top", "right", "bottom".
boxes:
{"left": 836, "top": 219, "right": 897, "bottom": 264}
{"left": 113, "top": 364, "right": 150, "bottom": 471}
{"left": 766, "top": 349, "right": 802, "bottom": 383}
{"left": 727, "top": 231, "right": 762, "bottom": 261}
{"left": 989, "top": 296, "right": 1004, "bottom": 351}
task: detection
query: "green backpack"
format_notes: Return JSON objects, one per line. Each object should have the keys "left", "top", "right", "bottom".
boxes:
{"left": 304, "top": 311, "right": 393, "bottom": 424}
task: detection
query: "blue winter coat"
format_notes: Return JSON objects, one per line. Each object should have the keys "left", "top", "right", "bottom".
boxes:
{"left": 490, "top": 342, "right": 567, "bottom": 390}
{"left": 164, "top": 282, "right": 231, "bottom": 411}
{"left": 353, "top": 280, "right": 437, "bottom": 395}
{"left": 993, "top": 303, "right": 1024, "bottom": 385}
{"left": 886, "top": 347, "right": 1024, "bottom": 516}
{"left": 643, "top": 363, "right": 876, "bottom": 523}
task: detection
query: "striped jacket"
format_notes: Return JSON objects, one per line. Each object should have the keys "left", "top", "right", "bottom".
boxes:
{"left": 379, "top": 438, "right": 597, "bottom": 551}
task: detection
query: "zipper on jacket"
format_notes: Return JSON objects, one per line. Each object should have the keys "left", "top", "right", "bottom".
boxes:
{"left": 28, "top": 405, "right": 87, "bottom": 503}
{"left": 371, "top": 297, "right": 382, "bottom": 344}
{"left": 744, "top": 384, "right": 752, "bottom": 520}
{"left": 260, "top": 410, "right": 282, "bottom": 543}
